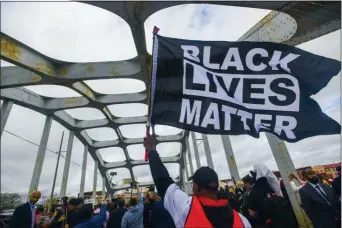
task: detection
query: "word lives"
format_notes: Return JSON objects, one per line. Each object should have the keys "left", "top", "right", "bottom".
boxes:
{"left": 179, "top": 45, "right": 302, "bottom": 139}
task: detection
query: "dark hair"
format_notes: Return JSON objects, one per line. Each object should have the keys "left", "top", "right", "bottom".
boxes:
{"left": 78, "top": 203, "right": 93, "bottom": 221}
{"left": 336, "top": 166, "right": 341, "bottom": 173}
{"left": 148, "top": 185, "right": 155, "bottom": 191}
{"left": 69, "top": 198, "right": 79, "bottom": 206}
{"left": 130, "top": 198, "right": 138, "bottom": 207}
{"left": 249, "top": 171, "right": 257, "bottom": 181}
{"left": 117, "top": 198, "right": 125, "bottom": 208}
{"left": 316, "top": 173, "right": 323, "bottom": 180}
{"left": 76, "top": 198, "right": 84, "bottom": 205}
{"left": 301, "top": 168, "right": 312, "bottom": 178}
{"left": 242, "top": 175, "right": 255, "bottom": 185}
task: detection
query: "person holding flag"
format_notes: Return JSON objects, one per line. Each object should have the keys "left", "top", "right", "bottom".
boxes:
{"left": 143, "top": 136, "right": 251, "bottom": 228}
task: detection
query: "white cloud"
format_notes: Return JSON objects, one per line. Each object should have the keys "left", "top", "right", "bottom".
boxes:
{"left": 0, "top": 2, "right": 340, "bottom": 199}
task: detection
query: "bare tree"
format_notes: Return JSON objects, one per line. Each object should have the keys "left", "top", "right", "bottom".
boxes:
{"left": 0, "top": 193, "right": 22, "bottom": 211}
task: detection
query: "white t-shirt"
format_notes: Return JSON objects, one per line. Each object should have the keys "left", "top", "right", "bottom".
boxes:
{"left": 163, "top": 183, "right": 251, "bottom": 227}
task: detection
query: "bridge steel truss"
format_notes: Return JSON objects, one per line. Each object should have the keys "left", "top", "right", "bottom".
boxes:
{"left": 0, "top": 1, "right": 340, "bottom": 196}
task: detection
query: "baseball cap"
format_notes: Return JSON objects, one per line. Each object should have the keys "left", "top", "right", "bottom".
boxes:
{"left": 189, "top": 166, "right": 219, "bottom": 190}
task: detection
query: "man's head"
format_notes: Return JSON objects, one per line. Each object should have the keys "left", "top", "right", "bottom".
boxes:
{"left": 117, "top": 197, "right": 125, "bottom": 208}
{"left": 29, "top": 191, "right": 41, "bottom": 205}
{"left": 288, "top": 173, "right": 296, "bottom": 181}
{"left": 68, "top": 198, "right": 79, "bottom": 211}
{"left": 148, "top": 185, "right": 155, "bottom": 192}
{"left": 302, "top": 168, "right": 320, "bottom": 184}
{"left": 77, "top": 198, "right": 84, "bottom": 209}
{"left": 250, "top": 170, "right": 257, "bottom": 182}
{"left": 242, "top": 175, "right": 255, "bottom": 190}
{"left": 190, "top": 167, "right": 219, "bottom": 197}
{"left": 130, "top": 197, "right": 138, "bottom": 207}
{"left": 78, "top": 204, "right": 93, "bottom": 220}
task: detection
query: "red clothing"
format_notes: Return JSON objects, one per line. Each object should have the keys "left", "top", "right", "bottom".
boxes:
{"left": 185, "top": 196, "right": 244, "bottom": 228}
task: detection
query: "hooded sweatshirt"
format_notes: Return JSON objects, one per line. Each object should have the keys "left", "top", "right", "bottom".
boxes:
{"left": 253, "top": 163, "right": 283, "bottom": 196}
{"left": 121, "top": 192, "right": 144, "bottom": 228}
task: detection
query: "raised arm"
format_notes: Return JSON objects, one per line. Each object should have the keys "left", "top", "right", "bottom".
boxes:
{"left": 136, "top": 186, "right": 144, "bottom": 206}
{"left": 144, "top": 137, "right": 192, "bottom": 227}
{"left": 144, "top": 138, "right": 174, "bottom": 198}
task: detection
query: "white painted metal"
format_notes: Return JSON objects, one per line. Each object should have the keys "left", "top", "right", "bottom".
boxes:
{"left": 29, "top": 116, "right": 52, "bottom": 194}
{"left": 191, "top": 132, "right": 201, "bottom": 169}
{"left": 0, "top": 100, "right": 13, "bottom": 137}
{"left": 221, "top": 135, "right": 241, "bottom": 181}
{"left": 202, "top": 134, "right": 214, "bottom": 169}
{"left": 79, "top": 145, "right": 88, "bottom": 198}
{"left": 60, "top": 131, "right": 74, "bottom": 198}
{"left": 185, "top": 136, "right": 194, "bottom": 175}
{"left": 93, "top": 161, "right": 98, "bottom": 202}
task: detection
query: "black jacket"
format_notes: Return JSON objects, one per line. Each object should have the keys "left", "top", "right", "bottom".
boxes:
{"left": 10, "top": 202, "right": 36, "bottom": 228}
{"left": 332, "top": 175, "right": 341, "bottom": 199}
{"left": 299, "top": 183, "right": 341, "bottom": 228}
{"left": 106, "top": 208, "right": 127, "bottom": 228}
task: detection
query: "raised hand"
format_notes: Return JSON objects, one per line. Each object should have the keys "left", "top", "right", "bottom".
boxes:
{"left": 143, "top": 137, "right": 156, "bottom": 152}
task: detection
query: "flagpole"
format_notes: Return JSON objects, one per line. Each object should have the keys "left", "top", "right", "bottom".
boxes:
{"left": 144, "top": 25, "right": 160, "bottom": 161}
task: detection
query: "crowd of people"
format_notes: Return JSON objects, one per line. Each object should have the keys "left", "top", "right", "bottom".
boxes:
{"left": 9, "top": 137, "right": 341, "bottom": 228}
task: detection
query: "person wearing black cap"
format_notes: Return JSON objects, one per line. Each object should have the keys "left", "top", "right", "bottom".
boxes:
{"left": 143, "top": 137, "right": 251, "bottom": 228}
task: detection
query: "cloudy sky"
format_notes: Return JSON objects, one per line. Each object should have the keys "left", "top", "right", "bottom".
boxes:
{"left": 1, "top": 2, "right": 340, "bottom": 201}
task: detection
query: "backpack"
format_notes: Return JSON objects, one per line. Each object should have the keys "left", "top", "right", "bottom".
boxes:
{"left": 263, "top": 193, "right": 298, "bottom": 228}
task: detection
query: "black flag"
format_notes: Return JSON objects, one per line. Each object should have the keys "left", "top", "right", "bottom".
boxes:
{"left": 149, "top": 34, "right": 341, "bottom": 142}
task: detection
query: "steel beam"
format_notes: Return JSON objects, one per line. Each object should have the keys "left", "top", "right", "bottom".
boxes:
{"left": 185, "top": 136, "right": 195, "bottom": 175}
{"left": 184, "top": 151, "right": 191, "bottom": 193}
{"left": 202, "top": 134, "right": 214, "bottom": 169}
{"left": 29, "top": 116, "right": 52, "bottom": 194}
{"left": 79, "top": 145, "right": 88, "bottom": 198}
{"left": 60, "top": 131, "right": 74, "bottom": 198}
{"left": 0, "top": 100, "right": 13, "bottom": 137}
{"left": 221, "top": 135, "right": 241, "bottom": 182}
{"left": 93, "top": 161, "right": 98, "bottom": 202}
{"left": 102, "top": 177, "right": 106, "bottom": 201}
{"left": 86, "top": 1, "right": 340, "bottom": 46}
{"left": 190, "top": 132, "right": 201, "bottom": 169}
{"left": 266, "top": 133, "right": 311, "bottom": 227}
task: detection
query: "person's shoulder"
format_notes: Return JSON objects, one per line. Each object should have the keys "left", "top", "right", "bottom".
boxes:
{"left": 333, "top": 176, "right": 341, "bottom": 182}
{"left": 15, "top": 202, "right": 28, "bottom": 210}
{"left": 321, "top": 183, "right": 333, "bottom": 191}
{"left": 298, "top": 183, "right": 309, "bottom": 192}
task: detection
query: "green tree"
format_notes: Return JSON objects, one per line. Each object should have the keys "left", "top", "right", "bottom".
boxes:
{"left": 0, "top": 193, "right": 22, "bottom": 211}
